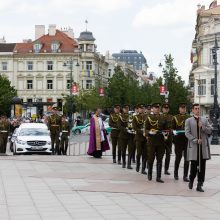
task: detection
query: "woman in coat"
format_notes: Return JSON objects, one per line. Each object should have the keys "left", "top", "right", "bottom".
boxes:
{"left": 185, "top": 103, "right": 212, "bottom": 192}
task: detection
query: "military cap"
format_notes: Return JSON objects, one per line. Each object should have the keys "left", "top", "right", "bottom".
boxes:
{"left": 113, "top": 104, "right": 121, "bottom": 109}
{"left": 146, "top": 104, "right": 152, "bottom": 110}
{"left": 122, "top": 104, "right": 129, "bottom": 109}
{"left": 162, "top": 103, "right": 170, "bottom": 108}
{"left": 151, "top": 103, "right": 161, "bottom": 108}
{"left": 137, "top": 104, "right": 145, "bottom": 109}
{"left": 179, "top": 103, "right": 187, "bottom": 108}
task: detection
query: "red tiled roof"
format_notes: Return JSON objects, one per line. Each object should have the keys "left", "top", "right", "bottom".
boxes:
{"left": 14, "top": 30, "right": 78, "bottom": 54}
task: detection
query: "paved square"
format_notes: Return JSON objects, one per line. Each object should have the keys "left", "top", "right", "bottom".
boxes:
{"left": 0, "top": 144, "right": 220, "bottom": 219}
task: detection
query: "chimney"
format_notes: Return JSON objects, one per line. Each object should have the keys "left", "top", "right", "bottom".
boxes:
{"left": 48, "top": 24, "right": 56, "bottom": 36}
{"left": 0, "top": 36, "right": 6, "bottom": 43}
{"left": 35, "top": 25, "right": 45, "bottom": 39}
{"left": 61, "top": 27, "right": 74, "bottom": 38}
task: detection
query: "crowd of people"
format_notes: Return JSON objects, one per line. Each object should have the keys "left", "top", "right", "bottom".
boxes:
{"left": 87, "top": 103, "right": 212, "bottom": 192}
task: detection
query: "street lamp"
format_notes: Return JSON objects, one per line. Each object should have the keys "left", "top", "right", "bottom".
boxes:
{"left": 63, "top": 57, "right": 80, "bottom": 128}
{"left": 159, "top": 60, "right": 169, "bottom": 102}
{"left": 211, "top": 34, "right": 219, "bottom": 145}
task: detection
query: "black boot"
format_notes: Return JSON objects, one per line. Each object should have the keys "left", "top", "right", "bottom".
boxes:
{"left": 122, "top": 154, "right": 126, "bottom": 168}
{"left": 156, "top": 163, "right": 164, "bottom": 183}
{"left": 188, "top": 180, "right": 193, "bottom": 189}
{"left": 183, "top": 161, "right": 189, "bottom": 182}
{"left": 141, "top": 159, "right": 147, "bottom": 175}
{"left": 136, "top": 157, "right": 140, "bottom": 172}
{"left": 196, "top": 182, "right": 204, "bottom": 192}
{"left": 164, "top": 155, "right": 170, "bottom": 175}
{"left": 148, "top": 163, "right": 153, "bottom": 181}
{"left": 127, "top": 155, "right": 133, "bottom": 169}
{"left": 113, "top": 158, "right": 116, "bottom": 163}
{"left": 174, "top": 160, "right": 179, "bottom": 180}
{"left": 118, "top": 153, "right": 121, "bottom": 165}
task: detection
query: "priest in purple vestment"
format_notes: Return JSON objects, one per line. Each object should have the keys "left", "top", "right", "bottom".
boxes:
{"left": 87, "top": 107, "right": 110, "bottom": 158}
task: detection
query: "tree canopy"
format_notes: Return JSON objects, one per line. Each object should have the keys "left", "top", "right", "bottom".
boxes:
{"left": 0, "top": 75, "right": 17, "bottom": 116}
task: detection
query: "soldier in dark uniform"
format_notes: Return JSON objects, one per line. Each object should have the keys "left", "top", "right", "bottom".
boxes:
{"left": 48, "top": 105, "right": 62, "bottom": 155}
{"left": 118, "top": 105, "right": 130, "bottom": 168}
{"left": 162, "top": 103, "right": 173, "bottom": 175}
{"left": 60, "top": 115, "right": 70, "bottom": 155}
{"left": 0, "top": 115, "right": 10, "bottom": 154}
{"left": 131, "top": 105, "right": 139, "bottom": 163}
{"left": 132, "top": 104, "right": 147, "bottom": 175}
{"left": 145, "top": 103, "right": 167, "bottom": 183}
{"left": 145, "top": 104, "right": 152, "bottom": 115}
{"left": 172, "top": 103, "right": 190, "bottom": 182}
{"left": 109, "top": 105, "right": 121, "bottom": 164}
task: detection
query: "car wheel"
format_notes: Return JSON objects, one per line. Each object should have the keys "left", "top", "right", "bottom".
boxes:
{"left": 74, "top": 129, "right": 81, "bottom": 135}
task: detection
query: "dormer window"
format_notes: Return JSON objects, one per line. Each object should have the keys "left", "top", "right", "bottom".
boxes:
{"left": 51, "top": 41, "right": 60, "bottom": 53}
{"left": 33, "top": 43, "right": 42, "bottom": 53}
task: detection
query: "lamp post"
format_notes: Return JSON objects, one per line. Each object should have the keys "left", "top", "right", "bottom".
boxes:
{"left": 211, "top": 34, "right": 220, "bottom": 145}
{"left": 159, "top": 61, "right": 169, "bottom": 102}
{"left": 63, "top": 57, "right": 80, "bottom": 128}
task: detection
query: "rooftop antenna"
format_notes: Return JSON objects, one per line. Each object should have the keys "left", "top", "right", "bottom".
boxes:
{"left": 85, "top": 20, "right": 88, "bottom": 31}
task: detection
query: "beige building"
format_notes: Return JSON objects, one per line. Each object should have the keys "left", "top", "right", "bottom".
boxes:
{"left": 0, "top": 25, "right": 109, "bottom": 116}
{"left": 189, "top": 1, "right": 220, "bottom": 116}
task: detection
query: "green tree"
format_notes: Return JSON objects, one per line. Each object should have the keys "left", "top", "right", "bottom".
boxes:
{"left": 0, "top": 75, "right": 17, "bottom": 116}
{"left": 162, "top": 54, "right": 189, "bottom": 114}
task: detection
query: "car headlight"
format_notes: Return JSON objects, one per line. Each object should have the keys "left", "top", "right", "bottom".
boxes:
{"left": 17, "top": 140, "right": 26, "bottom": 145}
{"left": 47, "top": 141, "right": 51, "bottom": 145}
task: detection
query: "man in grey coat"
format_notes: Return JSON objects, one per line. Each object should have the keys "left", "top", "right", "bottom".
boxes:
{"left": 185, "top": 103, "right": 212, "bottom": 192}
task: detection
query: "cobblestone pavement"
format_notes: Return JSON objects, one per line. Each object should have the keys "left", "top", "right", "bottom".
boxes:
{"left": 0, "top": 144, "right": 220, "bottom": 220}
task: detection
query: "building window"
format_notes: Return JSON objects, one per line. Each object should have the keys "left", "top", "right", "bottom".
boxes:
{"left": 36, "top": 98, "right": 42, "bottom": 102}
{"left": 108, "top": 69, "right": 111, "bottom": 77}
{"left": 211, "top": 78, "right": 215, "bottom": 95}
{"left": 2, "top": 62, "right": 7, "bottom": 71}
{"left": 27, "top": 61, "right": 33, "bottom": 71}
{"left": 198, "top": 79, "right": 206, "bottom": 95}
{"left": 86, "top": 80, "right": 92, "bottom": 89}
{"left": 86, "top": 61, "right": 92, "bottom": 70}
{"left": 27, "top": 80, "right": 33, "bottom": 89}
{"left": 67, "top": 80, "right": 71, "bottom": 89}
{"left": 47, "top": 80, "right": 53, "bottom": 89}
{"left": 51, "top": 42, "right": 59, "bottom": 53}
{"left": 47, "top": 61, "right": 53, "bottom": 70}
{"left": 27, "top": 98, "right": 32, "bottom": 103}
{"left": 33, "top": 43, "right": 41, "bottom": 53}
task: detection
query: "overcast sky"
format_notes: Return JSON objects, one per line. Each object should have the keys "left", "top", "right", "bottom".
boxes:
{"left": 0, "top": 0, "right": 214, "bottom": 83}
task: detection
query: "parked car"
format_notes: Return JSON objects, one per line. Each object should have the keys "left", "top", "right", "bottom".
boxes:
{"left": 72, "top": 123, "right": 90, "bottom": 135}
{"left": 12, "top": 123, "right": 52, "bottom": 155}
{"left": 72, "top": 119, "right": 112, "bottom": 135}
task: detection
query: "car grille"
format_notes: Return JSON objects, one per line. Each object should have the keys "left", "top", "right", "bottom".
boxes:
{"left": 27, "top": 141, "right": 47, "bottom": 146}
{"left": 25, "top": 147, "right": 48, "bottom": 151}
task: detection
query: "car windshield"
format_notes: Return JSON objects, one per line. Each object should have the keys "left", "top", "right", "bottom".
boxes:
{"left": 19, "top": 128, "right": 49, "bottom": 136}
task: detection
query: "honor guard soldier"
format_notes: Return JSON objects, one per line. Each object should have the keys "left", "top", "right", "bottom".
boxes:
{"left": 48, "top": 104, "right": 62, "bottom": 155}
{"left": 172, "top": 103, "right": 190, "bottom": 182}
{"left": 132, "top": 104, "right": 147, "bottom": 175}
{"left": 131, "top": 105, "right": 139, "bottom": 163}
{"left": 0, "top": 115, "right": 10, "bottom": 154}
{"left": 145, "top": 103, "right": 167, "bottom": 183}
{"left": 118, "top": 105, "right": 133, "bottom": 169}
{"left": 60, "top": 115, "right": 70, "bottom": 155}
{"left": 109, "top": 104, "right": 121, "bottom": 164}
{"left": 145, "top": 104, "right": 152, "bottom": 115}
{"left": 161, "top": 103, "right": 173, "bottom": 175}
